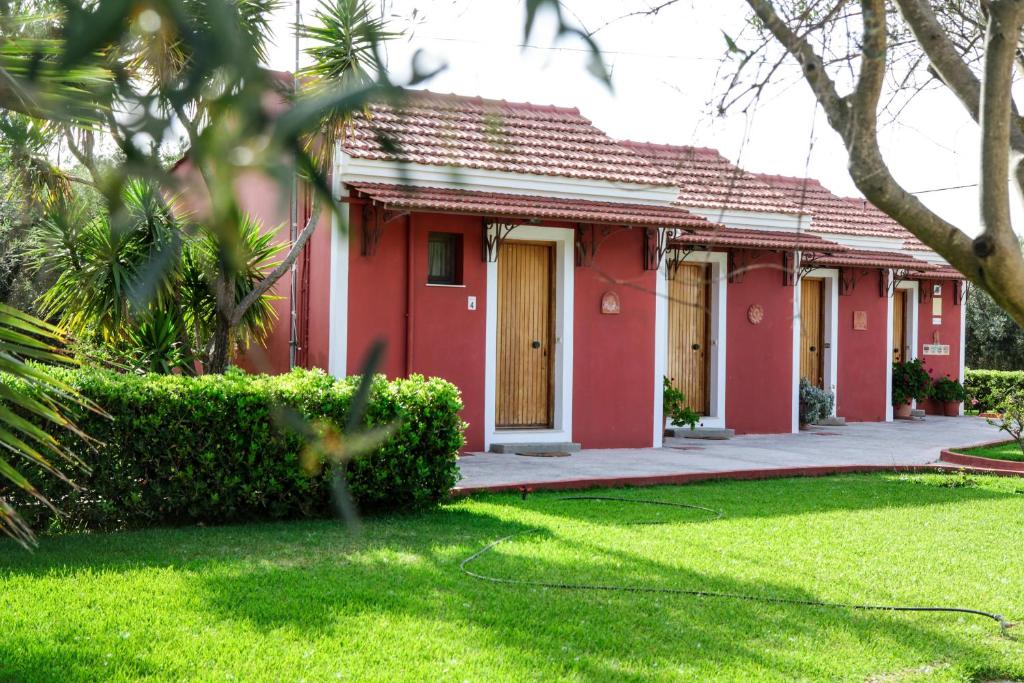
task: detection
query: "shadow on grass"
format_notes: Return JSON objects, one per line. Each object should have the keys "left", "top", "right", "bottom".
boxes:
{"left": 185, "top": 533, "right": 1014, "bottom": 681}
{"left": 2, "top": 474, "right": 1022, "bottom": 680}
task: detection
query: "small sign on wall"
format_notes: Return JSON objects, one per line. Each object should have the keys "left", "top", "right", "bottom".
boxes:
{"left": 932, "top": 297, "right": 942, "bottom": 316}
{"left": 853, "top": 310, "right": 868, "bottom": 330}
{"left": 601, "top": 291, "right": 620, "bottom": 315}
{"left": 923, "top": 344, "right": 950, "bottom": 356}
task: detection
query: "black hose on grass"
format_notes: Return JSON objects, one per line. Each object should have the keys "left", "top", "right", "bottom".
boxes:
{"left": 459, "top": 495, "right": 1017, "bottom": 636}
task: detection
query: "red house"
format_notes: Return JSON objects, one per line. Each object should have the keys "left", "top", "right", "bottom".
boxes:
{"left": 187, "top": 89, "right": 967, "bottom": 452}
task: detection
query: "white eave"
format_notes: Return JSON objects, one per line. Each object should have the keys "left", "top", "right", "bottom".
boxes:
{"left": 686, "top": 207, "right": 809, "bottom": 233}
{"left": 805, "top": 233, "right": 907, "bottom": 252}
{"left": 338, "top": 153, "right": 680, "bottom": 207}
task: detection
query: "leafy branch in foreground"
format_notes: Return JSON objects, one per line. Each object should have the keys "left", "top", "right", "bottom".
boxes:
{"left": 0, "top": 303, "right": 100, "bottom": 546}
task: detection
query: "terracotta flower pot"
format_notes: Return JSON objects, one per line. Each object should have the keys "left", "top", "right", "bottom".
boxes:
{"left": 943, "top": 401, "right": 961, "bottom": 417}
{"left": 894, "top": 402, "right": 913, "bottom": 418}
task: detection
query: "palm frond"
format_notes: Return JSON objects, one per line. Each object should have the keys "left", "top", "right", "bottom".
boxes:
{"left": 0, "top": 303, "right": 98, "bottom": 547}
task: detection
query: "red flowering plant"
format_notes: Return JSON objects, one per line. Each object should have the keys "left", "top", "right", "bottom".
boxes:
{"left": 892, "top": 358, "right": 932, "bottom": 405}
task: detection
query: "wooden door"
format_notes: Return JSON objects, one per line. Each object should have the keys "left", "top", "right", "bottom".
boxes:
{"left": 667, "top": 263, "right": 710, "bottom": 415}
{"left": 496, "top": 241, "right": 554, "bottom": 428}
{"left": 800, "top": 278, "right": 824, "bottom": 387}
{"left": 892, "top": 289, "right": 907, "bottom": 363}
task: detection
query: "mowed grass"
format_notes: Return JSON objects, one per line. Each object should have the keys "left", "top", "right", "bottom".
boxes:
{"left": 957, "top": 439, "right": 1024, "bottom": 462}
{"left": 3, "top": 474, "right": 1024, "bottom": 682}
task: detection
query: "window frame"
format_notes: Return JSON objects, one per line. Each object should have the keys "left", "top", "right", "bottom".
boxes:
{"left": 426, "top": 231, "right": 463, "bottom": 286}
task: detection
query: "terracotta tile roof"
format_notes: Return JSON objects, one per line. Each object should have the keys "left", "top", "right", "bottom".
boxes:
{"left": 620, "top": 141, "right": 803, "bottom": 215}
{"left": 347, "top": 183, "right": 719, "bottom": 230}
{"left": 754, "top": 174, "right": 911, "bottom": 239}
{"left": 922, "top": 266, "right": 966, "bottom": 280}
{"left": 814, "top": 248, "right": 936, "bottom": 271}
{"left": 344, "top": 90, "right": 672, "bottom": 186}
{"left": 669, "top": 226, "right": 849, "bottom": 253}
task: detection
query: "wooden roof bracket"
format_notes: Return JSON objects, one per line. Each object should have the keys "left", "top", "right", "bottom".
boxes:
{"left": 918, "top": 280, "right": 933, "bottom": 304}
{"left": 782, "top": 250, "right": 797, "bottom": 286}
{"left": 575, "top": 223, "right": 633, "bottom": 267}
{"left": 360, "top": 203, "right": 409, "bottom": 257}
{"left": 644, "top": 227, "right": 673, "bottom": 271}
{"left": 839, "top": 266, "right": 871, "bottom": 295}
{"left": 953, "top": 279, "right": 965, "bottom": 306}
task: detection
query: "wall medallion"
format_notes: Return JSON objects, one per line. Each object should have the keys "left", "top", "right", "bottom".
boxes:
{"left": 747, "top": 303, "right": 764, "bottom": 325}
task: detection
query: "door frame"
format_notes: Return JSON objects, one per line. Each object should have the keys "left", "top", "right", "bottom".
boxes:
{"left": 889, "top": 279, "right": 920, "bottom": 417}
{"left": 791, "top": 266, "right": 839, "bottom": 432}
{"left": 654, "top": 250, "right": 727, "bottom": 444}
{"left": 484, "top": 225, "right": 574, "bottom": 449}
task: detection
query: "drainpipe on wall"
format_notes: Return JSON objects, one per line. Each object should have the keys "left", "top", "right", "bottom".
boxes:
{"left": 405, "top": 217, "right": 415, "bottom": 376}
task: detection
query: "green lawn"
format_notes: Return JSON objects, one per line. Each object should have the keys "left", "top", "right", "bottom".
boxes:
{"left": 3, "top": 474, "right": 1024, "bottom": 682}
{"left": 957, "top": 439, "right": 1024, "bottom": 462}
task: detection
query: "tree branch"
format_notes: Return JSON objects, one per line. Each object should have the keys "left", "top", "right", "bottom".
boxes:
{"left": 745, "top": 0, "right": 850, "bottom": 131}
{"left": 229, "top": 193, "right": 323, "bottom": 327}
{"left": 978, "top": 0, "right": 1024, "bottom": 249}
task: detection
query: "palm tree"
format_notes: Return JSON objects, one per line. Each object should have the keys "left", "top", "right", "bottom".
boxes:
{"left": 30, "top": 180, "right": 283, "bottom": 372}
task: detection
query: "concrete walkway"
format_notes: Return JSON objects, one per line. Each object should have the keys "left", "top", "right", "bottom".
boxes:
{"left": 456, "top": 416, "right": 1002, "bottom": 492}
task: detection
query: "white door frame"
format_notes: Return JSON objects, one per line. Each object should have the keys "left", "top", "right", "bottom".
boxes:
{"left": 894, "top": 281, "right": 920, "bottom": 411}
{"left": 656, "top": 251, "right": 728, "bottom": 442}
{"left": 792, "top": 266, "right": 840, "bottom": 430}
{"left": 484, "top": 225, "right": 574, "bottom": 449}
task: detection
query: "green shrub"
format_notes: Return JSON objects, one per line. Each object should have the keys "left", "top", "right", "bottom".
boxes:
{"left": 892, "top": 358, "right": 931, "bottom": 405}
{"left": 798, "top": 378, "right": 834, "bottom": 425}
{"left": 0, "top": 367, "right": 464, "bottom": 533}
{"left": 663, "top": 376, "right": 699, "bottom": 430}
{"left": 964, "top": 369, "right": 1024, "bottom": 412}
{"left": 987, "top": 391, "right": 1024, "bottom": 457}
{"left": 931, "top": 376, "right": 967, "bottom": 403}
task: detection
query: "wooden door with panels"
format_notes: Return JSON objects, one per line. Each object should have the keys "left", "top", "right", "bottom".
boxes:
{"left": 667, "top": 263, "right": 710, "bottom": 415}
{"left": 800, "top": 278, "right": 825, "bottom": 388}
{"left": 496, "top": 241, "right": 555, "bottom": 428}
{"left": 892, "top": 289, "right": 907, "bottom": 363}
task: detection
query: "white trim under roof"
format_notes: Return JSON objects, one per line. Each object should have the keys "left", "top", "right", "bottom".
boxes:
{"left": 807, "top": 233, "right": 906, "bottom": 251}
{"left": 904, "top": 250, "right": 950, "bottom": 266}
{"left": 340, "top": 154, "right": 679, "bottom": 206}
{"left": 687, "top": 207, "right": 809, "bottom": 232}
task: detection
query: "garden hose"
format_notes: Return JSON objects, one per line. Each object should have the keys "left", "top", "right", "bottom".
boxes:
{"left": 460, "top": 495, "right": 1017, "bottom": 636}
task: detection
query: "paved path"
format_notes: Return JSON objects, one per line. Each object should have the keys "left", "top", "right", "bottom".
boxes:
{"left": 456, "top": 417, "right": 1001, "bottom": 491}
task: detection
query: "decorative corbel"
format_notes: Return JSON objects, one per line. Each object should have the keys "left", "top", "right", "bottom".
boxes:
{"left": 481, "top": 219, "right": 520, "bottom": 262}
{"left": 643, "top": 227, "right": 672, "bottom": 271}
{"left": 782, "top": 251, "right": 797, "bottom": 286}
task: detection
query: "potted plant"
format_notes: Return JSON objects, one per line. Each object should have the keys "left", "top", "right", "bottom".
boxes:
{"left": 798, "top": 378, "right": 834, "bottom": 427}
{"left": 663, "top": 376, "right": 700, "bottom": 431}
{"left": 891, "top": 358, "right": 931, "bottom": 418}
{"left": 932, "top": 376, "right": 967, "bottom": 416}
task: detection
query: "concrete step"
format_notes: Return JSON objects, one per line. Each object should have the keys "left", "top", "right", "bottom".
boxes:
{"left": 910, "top": 409, "right": 926, "bottom": 418}
{"left": 815, "top": 416, "right": 847, "bottom": 427}
{"left": 489, "top": 442, "right": 582, "bottom": 454}
{"left": 667, "top": 427, "right": 735, "bottom": 440}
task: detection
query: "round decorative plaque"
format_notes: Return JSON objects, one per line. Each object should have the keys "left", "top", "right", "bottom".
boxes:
{"left": 747, "top": 304, "right": 764, "bottom": 325}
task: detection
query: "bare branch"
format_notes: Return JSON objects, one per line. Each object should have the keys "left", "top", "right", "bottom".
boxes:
{"left": 230, "top": 194, "right": 323, "bottom": 327}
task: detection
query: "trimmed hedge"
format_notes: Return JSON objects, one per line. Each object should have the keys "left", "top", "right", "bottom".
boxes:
{"left": 964, "top": 369, "right": 1024, "bottom": 412}
{"left": 2, "top": 367, "right": 464, "bottom": 533}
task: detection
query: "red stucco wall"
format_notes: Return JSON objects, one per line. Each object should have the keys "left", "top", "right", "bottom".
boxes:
{"left": 725, "top": 251, "right": 794, "bottom": 434}
{"left": 345, "top": 210, "right": 487, "bottom": 449}
{"left": 572, "top": 228, "right": 657, "bottom": 448}
{"left": 836, "top": 268, "right": 888, "bottom": 422}
{"left": 917, "top": 279, "right": 964, "bottom": 414}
